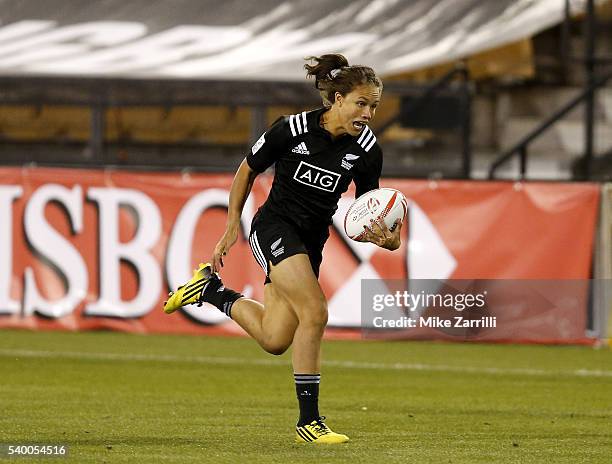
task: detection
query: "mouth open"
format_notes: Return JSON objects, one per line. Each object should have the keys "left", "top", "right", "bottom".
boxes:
{"left": 353, "top": 121, "right": 366, "bottom": 131}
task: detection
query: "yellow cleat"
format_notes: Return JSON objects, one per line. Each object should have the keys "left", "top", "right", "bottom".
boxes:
{"left": 163, "top": 263, "right": 216, "bottom": 314}
{"left": 295, "top": 417, "right": 349, "bottom": 444}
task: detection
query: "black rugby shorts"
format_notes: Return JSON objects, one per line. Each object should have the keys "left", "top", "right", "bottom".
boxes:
{"left": 248, "top": 212, "right": 328, "bottom": 285}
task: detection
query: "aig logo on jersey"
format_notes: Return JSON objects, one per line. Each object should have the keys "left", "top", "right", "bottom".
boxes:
{"left": 293, "top": 161, "right": 341, "bottom": 192}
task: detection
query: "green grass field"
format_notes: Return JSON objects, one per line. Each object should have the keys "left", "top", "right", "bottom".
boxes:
{"left": 0, "top": 330, "right": 611, "bottom": 463}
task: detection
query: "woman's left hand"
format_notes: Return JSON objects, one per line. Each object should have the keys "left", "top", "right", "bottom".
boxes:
{"left": 359, "top": 218, "right": 402, "bottom": 250}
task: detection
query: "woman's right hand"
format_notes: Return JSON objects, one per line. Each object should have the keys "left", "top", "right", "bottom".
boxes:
{"left": 212, "top": 225, "right": 239, "bottom": 272}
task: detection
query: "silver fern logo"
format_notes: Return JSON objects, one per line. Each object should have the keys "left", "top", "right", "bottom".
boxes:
{"left": 271, "top": 237, "right": 284, "bottom": 257}
{"left": 341, "top": 153, "right": 360, "bottom": 170}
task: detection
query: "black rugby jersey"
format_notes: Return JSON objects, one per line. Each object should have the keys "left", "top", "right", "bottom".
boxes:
{"left": 246, "top": 107, "right": 382, "bottom": 231}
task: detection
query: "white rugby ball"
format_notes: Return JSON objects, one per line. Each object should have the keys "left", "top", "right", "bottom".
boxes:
{"left": 344, "top": 188, "right": 408, "bottom": 241}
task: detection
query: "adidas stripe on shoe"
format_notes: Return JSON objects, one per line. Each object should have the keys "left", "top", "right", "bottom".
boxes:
{"left": 295, "top": 417, "right": 349, "bottom": 444}
{"left": 163, "top": 263, "right": 217, "bottom": 314}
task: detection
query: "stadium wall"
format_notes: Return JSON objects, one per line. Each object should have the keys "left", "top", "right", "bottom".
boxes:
{"left": 0, "top": 167, "right": 601, "bottom": 343}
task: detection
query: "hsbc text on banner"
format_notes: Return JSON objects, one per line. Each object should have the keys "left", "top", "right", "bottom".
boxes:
{"left": 0, "top": 167, "right": 600, "bottom": 343}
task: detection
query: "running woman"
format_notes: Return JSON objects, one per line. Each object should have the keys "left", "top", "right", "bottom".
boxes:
{"left": 163, "top": 53, "right": 402, "bottom": 444}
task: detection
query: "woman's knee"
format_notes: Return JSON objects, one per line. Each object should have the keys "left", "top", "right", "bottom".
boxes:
{"left": 299, "top": 297, "right": 328, "bottom": 329}
{"left": 261, "top": 336, "right": 292, "bottom": 356}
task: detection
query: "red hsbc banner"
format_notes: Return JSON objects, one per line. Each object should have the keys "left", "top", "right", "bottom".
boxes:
{"left": 0, "top": 167, "right": 600, "bottom": 342}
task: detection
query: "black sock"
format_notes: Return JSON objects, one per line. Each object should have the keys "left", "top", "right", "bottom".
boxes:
{"left": 200, "top": 278, "right": 243, "bottom": 319}
{"left": 295, "top": 373, "right": 320, "bottom": 426}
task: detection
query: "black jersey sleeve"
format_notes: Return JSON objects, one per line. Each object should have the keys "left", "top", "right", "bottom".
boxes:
{"left": 354, "top": 143, "right": 382, "bottom": 198}
{"left": 246, "top": 116, "right": 289, "bottom": 173}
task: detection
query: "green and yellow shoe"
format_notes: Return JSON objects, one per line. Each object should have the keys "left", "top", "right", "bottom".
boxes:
{"left": 163, "top": 263, "right": 217, "bottom": 314}
{"left": 295, "top": 417, "right": 349, "bottom": 444}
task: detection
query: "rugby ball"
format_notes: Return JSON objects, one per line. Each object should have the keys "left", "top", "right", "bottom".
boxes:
{"left": 344, "top": 188, "right": 408, "bottom": 241}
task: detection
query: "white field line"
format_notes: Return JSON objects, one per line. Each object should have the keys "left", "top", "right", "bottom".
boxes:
{"left": 0, "top": 348, "right": 611, "bottom": 378}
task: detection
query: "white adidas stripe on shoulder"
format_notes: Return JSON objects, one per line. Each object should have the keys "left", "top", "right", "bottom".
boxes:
{"left": 357, "top": 125, "right": 377, "bottom": 152}
{"left": 289, "top": 111, "right": 308, "bottom": 137}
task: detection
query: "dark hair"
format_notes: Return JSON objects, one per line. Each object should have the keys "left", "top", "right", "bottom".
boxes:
{"left": 304, "top": 54, "right": 383, "bottom": 107}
